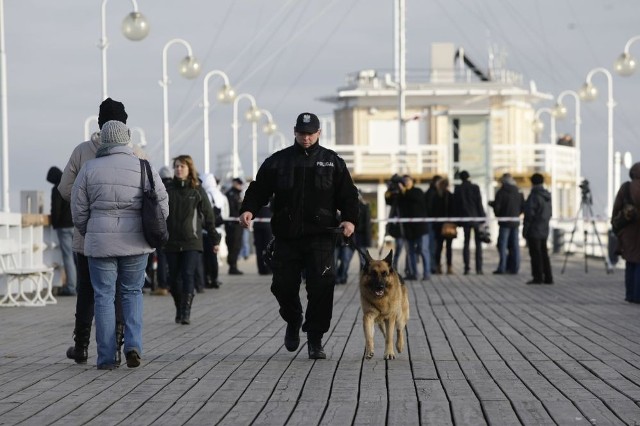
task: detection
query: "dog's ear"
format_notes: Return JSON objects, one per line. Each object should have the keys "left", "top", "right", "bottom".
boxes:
{"left": 384, "top": 250, "right": 393, "bottom": 268}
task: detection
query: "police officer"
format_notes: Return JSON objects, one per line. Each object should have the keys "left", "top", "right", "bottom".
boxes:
{"left": 239, "top": 112, "right": 358, "bottom": 360}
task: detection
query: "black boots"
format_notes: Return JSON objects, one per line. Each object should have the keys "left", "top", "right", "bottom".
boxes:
{"left": 171, "top": 291, "right": 182, "bottom": 323}
{"left": 114, "top": 321, "right": 124, "bottom": 366}
{"left": 307, "top": 333, "right": 326, "bottom": 359}
{"left": 284, "top": 320, "right": 302, "bottom": 352}
{"left": 181, "top": 293, "right": 194, "bottom": 325}
{"left": 66, "top": 320, "right": 91, "bottom": 364}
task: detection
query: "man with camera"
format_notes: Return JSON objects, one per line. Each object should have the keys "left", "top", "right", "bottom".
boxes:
{"left": 385, "top": 174, "right": 430, "bottom": 280}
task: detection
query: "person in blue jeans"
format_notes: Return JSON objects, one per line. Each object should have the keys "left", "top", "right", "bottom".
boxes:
{"left": 489, "top": 173, "right": 524, "bottom": 274}
{"left": 47, "top": 166, "right": 77, "bottom": 296}
{"left": 72, "top": 120, "right": 169, "bottom": 370}
{"left": 396, "top": 175, "right": 430, "bottom": 280}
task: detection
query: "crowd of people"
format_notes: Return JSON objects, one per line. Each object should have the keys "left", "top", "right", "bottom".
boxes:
{"left": 49, "top": 97, "right": 638, "bottom": 369}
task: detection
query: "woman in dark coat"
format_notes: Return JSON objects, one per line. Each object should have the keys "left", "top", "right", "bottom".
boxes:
{"left": 164, "top": 155, "right": 221, "bottom": 324}
{"left": 430, "top": 178, "right": 455, "bottom": 274}
{"left": 612, "top": 162, "right": 640, "bottom": 303}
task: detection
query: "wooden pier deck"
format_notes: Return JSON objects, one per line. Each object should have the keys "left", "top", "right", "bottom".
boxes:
{"left": 0, "top": 251, "right": 639, "bottom": 425}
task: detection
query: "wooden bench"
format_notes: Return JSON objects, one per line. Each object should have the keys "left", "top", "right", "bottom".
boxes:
{"left": 0, "top": 239, "right": 55, "bottom": 307}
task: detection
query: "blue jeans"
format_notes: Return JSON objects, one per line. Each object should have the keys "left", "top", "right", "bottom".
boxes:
{"left": 57, "top": 227, "right": 76, "bottom": 293}
{"left": 496, "top": 226, "right": 520, "bottom": 273}
{"left": 625, "top": 261, "right": 640, "bottom": 302}
{"left": 89, "top": 254, "right": 147, "bottom": 367}
{"left": 336, "top": 245, "right": 355, "bottom": 283}
{"left": 407, "top": 234, "right": 430, "bottom": 279}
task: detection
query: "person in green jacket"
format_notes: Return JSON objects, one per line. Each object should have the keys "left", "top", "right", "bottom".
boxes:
{"left": 164, "top": 155, "right": 221, "bottom": 324}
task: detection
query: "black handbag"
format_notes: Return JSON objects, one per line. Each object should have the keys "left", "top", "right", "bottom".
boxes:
{"left": 611, "top": 182, "right": 638, "bottom": 235}
{"left": 139, "top": 159, "right": 169, "bottom": 248}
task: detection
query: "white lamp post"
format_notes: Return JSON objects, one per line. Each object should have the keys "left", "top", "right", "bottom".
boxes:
{"left": 533, "top": 107, "right": 557, "bottom": 217}
{"left": 614, "top": 35, "right": 640, "bottom": 76}
{"left": 553, "top": 90, "right": 582, "bottom": 212}
{"left": 579, "top": 67, "right": 615, "bottom": 217}
{"left": 160, "top": 38, "right": 201, "bottom": 166}
{"left": 84, "top": 115, "right": 99, "bottom": 140}
{"left": 232, "top": 93, "right": 260, "bottom": 178}
{"left": 269, "top": 131, "right": 287, "bottom": 153}
{"left": 131, "top": 126, "right": 147, "bottom": 147}
{"left": 252, "top": 109, "right": 276, "bottom": 179}
{"left": 99, "top": 0, "right": 149, "bottom": 100}
{"left": 0, "top": 0, "right": 8, "bottom": 211}
{"left": 202, "top": 70, "right": 234, "bottom": 174}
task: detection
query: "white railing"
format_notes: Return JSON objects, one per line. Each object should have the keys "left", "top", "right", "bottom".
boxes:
{"left": 326, "top": 143, "right": 577, "bottom": 182}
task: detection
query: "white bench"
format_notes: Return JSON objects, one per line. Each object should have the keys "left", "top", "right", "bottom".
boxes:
{"left": 0, "top": 239, "right": 55, "bottom": 307}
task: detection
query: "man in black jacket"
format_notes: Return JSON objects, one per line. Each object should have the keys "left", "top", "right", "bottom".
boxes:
{"left": 523, "top": 173, "right": 553, "bottom": 284}
{"left": 239, "top": 112, "right": 358, "bottom": 360}
{"left": 47, "top": 166, "right": 76, "bottom": 296}
{"left": 453, "top": 170, "right": 486, "bottom": 274}
{"left": 490, "top": 173, "right": 524, "bottom": 274}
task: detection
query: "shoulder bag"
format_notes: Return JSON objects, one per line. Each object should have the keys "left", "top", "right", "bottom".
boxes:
{"left": 139, "top": 159, "right": 169, "bottom": 248}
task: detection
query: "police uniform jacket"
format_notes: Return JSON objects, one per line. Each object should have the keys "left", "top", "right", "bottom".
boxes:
{"left": 241, "top": 141, "right": 359, "bottom": 240}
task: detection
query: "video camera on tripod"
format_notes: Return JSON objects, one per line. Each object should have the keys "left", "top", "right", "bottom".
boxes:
{"left": 579, "top": 179, "right": 592, "bottom": 205}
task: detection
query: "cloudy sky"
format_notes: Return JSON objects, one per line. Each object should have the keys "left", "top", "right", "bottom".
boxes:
{"left": 3, "top": 0, "right": 639, "bottom": 214}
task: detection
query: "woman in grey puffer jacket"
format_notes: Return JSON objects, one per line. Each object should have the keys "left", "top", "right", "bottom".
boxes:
{"left": 72, "top": 120, "right": 169, "bottom": 370}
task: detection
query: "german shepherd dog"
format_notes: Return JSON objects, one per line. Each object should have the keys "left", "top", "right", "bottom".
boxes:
{"left": 359, "top": 250, "right": 410, "bottom": 360}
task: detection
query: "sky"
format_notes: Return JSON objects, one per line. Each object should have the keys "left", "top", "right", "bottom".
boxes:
{"left": 3, "top": 0, "right": 640, "bottom": 215}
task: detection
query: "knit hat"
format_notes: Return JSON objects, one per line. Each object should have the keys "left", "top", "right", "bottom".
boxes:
{"left": 98, "top": 97, "right": 128, "bottom": 129}
{"left": 100, "top": 120, "right": 131, "bottom": 145}
{"left": 159, "top": 165, "right": 173, "bottom": 180}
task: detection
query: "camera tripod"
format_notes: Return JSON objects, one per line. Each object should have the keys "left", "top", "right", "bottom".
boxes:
{"left": 561, "top": 190, "right": 613, "bottom": 274}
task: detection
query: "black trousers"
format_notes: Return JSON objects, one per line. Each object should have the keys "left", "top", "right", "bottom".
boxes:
{"left": 270, "top": 235, "right": 336, "bottom": 335}
{"left": 253, "top": 228, "right": 273, "bottom": 274}
{"left": 225, "top": 223, "right": 244, "bottom": 268}
{"left": 462, "top": 223, "right": 483, "bottom": 272}
{"left": 75, "top": 253, "right": 122, "bottom": 325}
{"left": 526, "top": 237, "right": 553, "bottom": 283}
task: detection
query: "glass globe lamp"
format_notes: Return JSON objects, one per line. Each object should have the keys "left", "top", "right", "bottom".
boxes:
{"left": 578, "top": 82, "right": 597, "bottom": 101}
{"left": 552, "top": 102, "right": 567, "bottom": 119}
{"left": 245, "top": 107, "right": 262, "bottom": 122}
{"left": 614, "top": 52, "right": 636, "bottom": 76}
{"left": 263, "top": 122, "right": 277, "bottom": 134}
{"left": 217, "top": 84, "right": 236, "bottom": 103}
{"left": 532, "top": 119, "right": 544, "bottom": 134}
{"left": 179, "top": 56, "right": 201, "bottom": 79}
{"left": 122, "top": 12, "right": 149, "bottom": 41}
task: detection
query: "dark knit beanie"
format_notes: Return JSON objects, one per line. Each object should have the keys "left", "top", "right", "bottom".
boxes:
{"left": 98, "top": 98, "right": 128, "bottom": 129}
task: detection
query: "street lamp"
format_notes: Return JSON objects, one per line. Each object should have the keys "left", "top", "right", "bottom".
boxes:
{"left": 160, "top": 38, "right": 201, "bottom": 166}
{"left": 614, "top": 35, "right": 640, "bottom": 76}
{"left": 99, "top": 0, "right": 149, "bottom": 99}
{"left": 579, "top": 67, "right": 615, "bottom": 217}
{"left": 202, "top": 70, "right": 234, "bottom": 174}
{"left": 554, "top": 90, "right": 582, "bottom": 211}
{"left": 232, "top": 93, "right": 260, "bottom": 178}
{"left": 269, "top": 131, "right": 287, "bottom": 153}
{"left": 0, "top": 0, "right": 8, "bottom": 211}
{"left": 533, "top": 107, "right": 557, "bottom": 217}
{"left": 131, "top": 126, "right": 147, "bottom": 148}
{"left": 252, "top": 109, "right": 277, "bottom": 179}
{"left": 84, "top": 115, "right": 99, "bottom": 140}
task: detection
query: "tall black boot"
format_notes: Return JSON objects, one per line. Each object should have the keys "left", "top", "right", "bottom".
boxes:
{"left": 114, "top": 321, "right": 124, "bottom": 367}
{"left": 171, "top": 291, "right": 182, "bottom": 323}
{"left": 66, "top": 320, "right": 91, "bottom": 364}
{"left": 181, "top": 293, "right": 194, "bottom": 325}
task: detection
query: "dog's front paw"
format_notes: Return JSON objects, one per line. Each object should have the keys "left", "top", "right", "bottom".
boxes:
{"left": 383, "top": 351, "right": 396, "bottom": 360}
{"left": 365, "top": 351, "right": 374, "bottom": 359}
